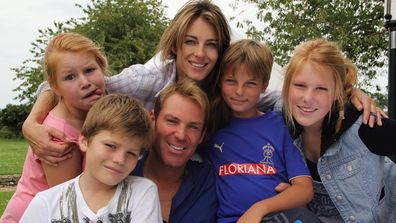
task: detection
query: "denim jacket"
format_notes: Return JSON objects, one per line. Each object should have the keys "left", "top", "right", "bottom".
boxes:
{"left": 294, "top": 116, "right": 396, "bottom": 223}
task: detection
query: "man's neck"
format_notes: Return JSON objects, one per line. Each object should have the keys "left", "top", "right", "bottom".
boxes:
{"left": 144, "top": 153, "right": 185, "bottom": 184}
{"left": 144, "top": 153, "right": 184, "bottom": 222}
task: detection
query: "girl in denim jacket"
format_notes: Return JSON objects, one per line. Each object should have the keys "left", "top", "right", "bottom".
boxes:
{"left": 280, "top": 38, "right": 396, "bottom": 223}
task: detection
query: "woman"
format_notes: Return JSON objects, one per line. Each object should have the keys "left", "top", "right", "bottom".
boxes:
{"left": 279, "top": 38, "right": 396, "bottom": 222}
{"left": 23, "top": 0, "right": 236, "bottom": 164}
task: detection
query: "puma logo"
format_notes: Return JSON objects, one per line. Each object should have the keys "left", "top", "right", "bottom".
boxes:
{"left": 214, "top": 142, "right": 224, "bottom": 152}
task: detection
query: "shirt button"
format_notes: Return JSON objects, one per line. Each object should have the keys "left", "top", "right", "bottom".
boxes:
{"left": 325, "top": 174, "right": 332, "bottom": 180}
{"left": 346, "top": 165, "right": 353, "bottom": 172}
{"left": 336, "top": 195, "right": 343, "bottom": 201}
{"left": 348, "top": 216, "right": 356, "bottom": 222}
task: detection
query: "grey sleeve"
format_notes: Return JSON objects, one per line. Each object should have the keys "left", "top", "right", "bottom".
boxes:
{"left": 257, "top": 89, "right": 281, "bottom": 112}
{"left": 35, "top": 81, "right": 51, "bottom": 97}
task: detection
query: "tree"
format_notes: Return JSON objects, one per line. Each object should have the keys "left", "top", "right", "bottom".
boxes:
{"left": 233, "top": 0, "right": 388, "bottom": 108}
{"left": 13, "top": 0, "right": 169, "bottom": 104}
{"left": 0, "top": 104, "right": 31, "bottom": 138}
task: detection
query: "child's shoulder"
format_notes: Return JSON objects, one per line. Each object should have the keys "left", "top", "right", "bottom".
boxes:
{"left": 32, "top": 176, "right": 78, "bottom": 205}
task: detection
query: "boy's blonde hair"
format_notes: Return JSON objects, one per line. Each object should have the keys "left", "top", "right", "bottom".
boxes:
{"left": 44, "top": 32, "right": 108, "bottom": 88}
{"left": 219, "top": 39, "right": 273, "bottom": 85}
{"left": 282, "top": 38, "right": 357, "bottom": 133}
{"left": 81, "top": 94, "right": 152, "bottom": 150}
{"left": 210, "top": 39, "right": 273, "bottom": 133}
{"left": 154, "top": 78, "right": 210, "bottom": 134}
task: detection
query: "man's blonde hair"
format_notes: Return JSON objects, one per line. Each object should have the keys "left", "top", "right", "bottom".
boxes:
{"left": 154, "top": 78, "right": 210, "bottom": 133}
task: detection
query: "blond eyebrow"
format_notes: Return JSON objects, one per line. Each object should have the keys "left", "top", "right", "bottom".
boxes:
{"left": 165, "top": 114, "right": 203, "bottom": 127}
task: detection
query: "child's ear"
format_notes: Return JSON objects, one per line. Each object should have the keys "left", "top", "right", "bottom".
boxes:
{"left": 52, "top": 85, "right": 61, "bottom": 97}
{"left": 150, "top": 110, "right": 156, "bottom": 122}
{"left": 79, "top": 135, "right": 89, "bottom": 152}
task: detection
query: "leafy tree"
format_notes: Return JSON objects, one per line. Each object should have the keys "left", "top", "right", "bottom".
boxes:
{"left": 0, "top": 103, "right": 32, "bottom": 138}
{"left": 13, "top": 0, "right": 168, "bottom": 104}
{"left": 232, "top": 0, "right": 388, "bottom": 108}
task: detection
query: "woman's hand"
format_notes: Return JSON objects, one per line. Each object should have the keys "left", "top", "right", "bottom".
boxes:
{"left": 350, "top": 89, "right": 388, "bottom": 127}
{"left": 23, "top": 121, "right": 74, "bottom": 166}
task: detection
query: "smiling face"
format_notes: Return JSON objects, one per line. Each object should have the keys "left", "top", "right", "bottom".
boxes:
{"left": 221, "top": 64, "right": 267, "bottom": 118}
{"left": 53, "top": 51, "right": 105, "bottom": 113}
{"left": 80, "top": 130, "right": 143, "bottom": 188}
{"left": 288, "top": 61, "right": 335, "bottom": 130}
{"left": 151, "top": 93, "right": 205, "bottom": 169}
{"left": 175, "top": 17, "right": 219, "bottom": 82}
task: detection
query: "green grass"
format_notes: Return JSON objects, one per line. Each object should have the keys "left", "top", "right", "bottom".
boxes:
{"left": 0, "top": 191, "right": 15, "bottom": 216}
{"left": 0, "top": 138, "right": 28, "bottom": 175}
{"left": 0, "top": 138, "right": 26, "bottom": 216}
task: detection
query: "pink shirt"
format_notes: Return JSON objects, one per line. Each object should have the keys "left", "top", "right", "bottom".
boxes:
{"left": 0, "top": 111, "right": 80, "bottom": 223}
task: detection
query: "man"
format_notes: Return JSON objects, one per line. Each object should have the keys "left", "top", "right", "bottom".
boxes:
{"left": 131, "top": 79, "right": 217, "bottom": 223}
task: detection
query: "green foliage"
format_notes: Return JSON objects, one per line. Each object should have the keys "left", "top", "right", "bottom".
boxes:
{"left": 0, "top": 104, "right": 31, "bottom": 138}
{"left": 12, "top": 0, "right": 169, "bottom": 104}
{"left": 73, "top": 0, "right": 168, "bottom": 74}
{"left": 234, "top": 0, "right": 388, "bottom": 107}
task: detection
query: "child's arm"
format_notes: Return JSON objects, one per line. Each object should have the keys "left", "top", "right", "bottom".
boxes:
{"left": 42, "top": 144, "right": 82, "bottom": 187}
{"left": 237, "top": 176, "right": 313, "bottom": 223}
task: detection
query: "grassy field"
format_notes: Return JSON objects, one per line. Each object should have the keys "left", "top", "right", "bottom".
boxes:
{"left": 0, "top": 191, "right": 14, "bottom": 216}
{"left": 0, "top": 138, "right": 27, "bottom": 216}
{"left": 0, "top": 138, "right": 27, "bottom": 175}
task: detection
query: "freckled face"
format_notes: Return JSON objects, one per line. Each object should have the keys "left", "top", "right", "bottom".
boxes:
{"left": 221, "top": 64, "right": 267, "bottom": 118}
{"left": 288, "top": 62, "right": 335, "bottom": 130}
{"left": 53, "top": 51, "right": 105, "bottom": 112}
{"left": 175, "top": 17, "right": 219, "bottom": 82}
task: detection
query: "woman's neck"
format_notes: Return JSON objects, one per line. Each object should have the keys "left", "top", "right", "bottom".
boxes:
{"left": 302, "top": 124, "right": 323, "bottom": 163}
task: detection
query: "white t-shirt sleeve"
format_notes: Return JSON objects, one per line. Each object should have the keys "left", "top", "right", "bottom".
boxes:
{"left": 20, "top": 193, "right": 49, "bottom": 222}
{"left": 129, "top": 177, "right": 162, "bottom": 222}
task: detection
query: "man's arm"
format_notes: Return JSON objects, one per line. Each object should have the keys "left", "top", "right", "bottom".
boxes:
{"left": 22, "top": 90, "right": 73, "bottom": 165}
{"left": 237, "top": 177, "right": 313, "bottom": 223}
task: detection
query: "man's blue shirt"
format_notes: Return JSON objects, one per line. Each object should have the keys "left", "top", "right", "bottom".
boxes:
{"left": 131, "top": 152, "right": 218, "bottom": 223}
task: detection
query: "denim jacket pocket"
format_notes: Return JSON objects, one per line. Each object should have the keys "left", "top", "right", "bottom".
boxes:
{"left": 333, "top": 155, "right": 361, "bottom": 180}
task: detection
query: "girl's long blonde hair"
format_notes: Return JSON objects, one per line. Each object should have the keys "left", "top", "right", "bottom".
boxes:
{"left": 282, "top": 39, "right": 357, "bottom": 133}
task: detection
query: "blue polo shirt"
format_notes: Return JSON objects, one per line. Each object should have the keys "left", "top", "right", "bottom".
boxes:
{"left": 131, "top": 152, "right": 218, "bottom": 223}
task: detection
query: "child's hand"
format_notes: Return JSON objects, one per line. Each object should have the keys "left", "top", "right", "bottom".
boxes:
{"left": 237, "top": 203, "right": 265, "bottom": 223}
{"left": 275, "top": 182, "right": 291, "bottom": 193}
